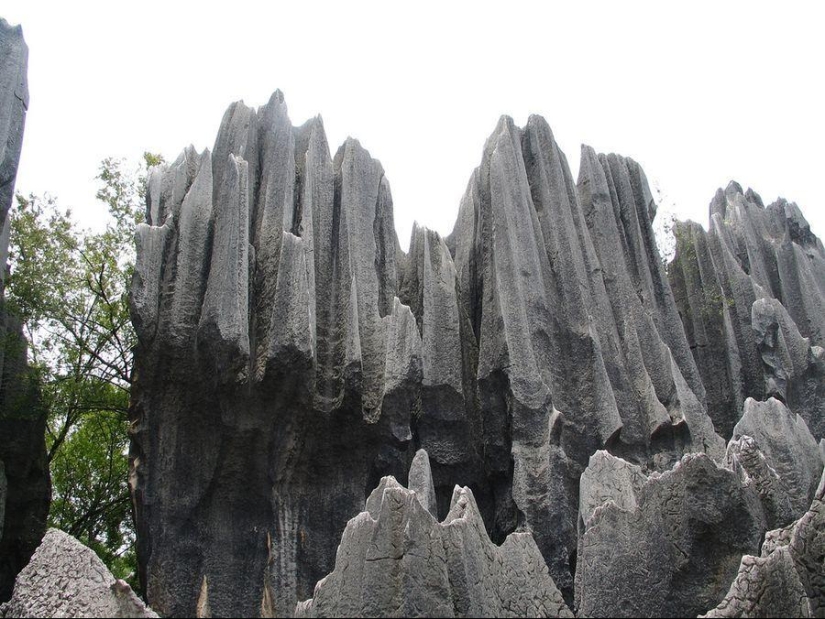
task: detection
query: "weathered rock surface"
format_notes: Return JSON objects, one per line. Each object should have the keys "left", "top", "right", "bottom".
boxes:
{"left": 702, "top": 466, "right": 825, "bottom": 618}
{"left": 0, "top": 529, "right": 157, "bottom": 618}
{"left": 0, "top": 18, "right": 49, "bottom": 604}
{"left": 575, "top": 451, "right": 766, "bottom": 618}
{"left": 131, "top": 93, "right": 428, "bottom": 617}
{"left": 732, "top": 397, "right": 823, "bottom": 518}
{"left": 129, "top": 87, "right": 825, "bottom": 618}
{"left": 669, "top": 183, "right": 825, "bottom": 440}
{"left": 295, "top": 462, "right": 572, "bottom": 619}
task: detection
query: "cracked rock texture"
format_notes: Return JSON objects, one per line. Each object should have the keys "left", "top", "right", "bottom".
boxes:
{"left": 575, "top": 451, "right": 766, "bottom": 618}
{"left": 0, "top": 18, "right": 49, "bottom": 604}
{"left": 0, "top": 529, "right": 157, "bottom": 618}
{"left": 128, "top": 88, "right": 825, "bottom": 618}
{"left": 702, "top": 466, "right": 825, "bottom": 618}
{"left": 669, "top": 183, "right": 825, "bottom": 440}
{"left": 295, "top": 455, "right": 573, "bottom": 619}
{"left": 732, "top": 397, "right": 824, "bottom": 518}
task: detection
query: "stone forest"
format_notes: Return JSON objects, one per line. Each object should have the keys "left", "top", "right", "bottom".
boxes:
{"left": 1, "top": 17, "right": 824, "bottom": 619}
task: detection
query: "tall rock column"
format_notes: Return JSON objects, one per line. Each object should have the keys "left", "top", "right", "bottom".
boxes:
{"left": 129, "top": 94, "right": 423, "bottom": 617}
{"left": 0, "top": 17, "right": 49, "bottom": 604}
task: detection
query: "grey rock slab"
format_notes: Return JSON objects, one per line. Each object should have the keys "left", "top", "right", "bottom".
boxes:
{"left": 0, "top": 17, "right": 28, "bottom": 231}
{"left": 0, "top": 529, "right": 157, "bottom": 618}
{"left": 575, "top": 453, "right": 766, "bottom": 618}
{"left": 197, "top": 154, "right": 251, "bottom": 380}
{"left": 725, "top": 435, "right": 795, "bottom": 529}
{"left": 702, "top": 465, "right": 825, "bottom": 617}
{"left": 733, "top": 397, "right": 823, "bottom": 518}
{"left": 700, "top": 546, "right": 812, "bottom": 618}
{"left": 296, "top": 473, "right": 572, "bottom": 618}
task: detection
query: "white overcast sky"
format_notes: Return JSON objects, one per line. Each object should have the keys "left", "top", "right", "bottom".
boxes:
{"left": 4, "top": 2, "right": 824, "bottom": 251}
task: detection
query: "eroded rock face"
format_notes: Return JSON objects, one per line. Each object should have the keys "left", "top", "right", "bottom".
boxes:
{"left": 575, "top": 452, "right": 766, "bottom": 618}
{"left": 295, "top": 457, "right": 573, "bottom": 619}
{"left": 669, "top": 183, "right": 825, "bottom": 440}
{"left": 702, "top": 466, "right": 825, "bottom": 618}
{"left": 131, "top": 94, "right": 428, "bottom": 617}
{"left": 129, "top": 88, "right": 825, "bottom": 618}
{"left": 0, "top": 529, "right": 157, "bottom": 618}
{"left": 130, "top": 92, "right": 731, "bottom": 616}
{"left": 732, "top": 397, "right": 823, "bottom": 518}
{"left": 0, "top": 18, "right": 49, "bottom": 604}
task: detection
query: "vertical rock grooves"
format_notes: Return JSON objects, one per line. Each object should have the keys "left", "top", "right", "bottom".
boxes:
{"left": 669, "top": 182, "right": 825, "bottom": 440}
{"left": 130, "top": 90, "right": 825, "bottom": 617}
{"left": 0, "top": 18, "right": 49, "bottom": 604}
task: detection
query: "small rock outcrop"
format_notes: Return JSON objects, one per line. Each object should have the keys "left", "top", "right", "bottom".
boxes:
{"left": 0, "top": 18, "right": 49, "bottom": 604}
{"left": 702, "top": 466, "right": 825, "bottom": 618}
{"left": 575, "top": 451, "right": 766, "bottom": 618}
{"left": 295, "top": 452, "right": 572, "bottom": 619}
{"left": 732, "top": 397, "right": 823, "bottom": 518}
{"left": 0, "top": 529, "right": 157, "bottom": 618}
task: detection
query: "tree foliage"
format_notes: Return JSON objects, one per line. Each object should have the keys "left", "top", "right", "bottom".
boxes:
{"left": 5, "top": 153, "right": 161, "bottom": 589}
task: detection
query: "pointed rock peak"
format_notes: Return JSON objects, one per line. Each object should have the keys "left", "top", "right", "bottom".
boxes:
{"left": 579, "top": 451, "right": 648, "bottom": 526}
{"left": 577, "top": 144, "right": 604, "bottom": 185}
{"left": 444, "top": 485, "right": 483, "bottom": 526}
{"left": 524, "top": 114, "right": 557, "bottom": 143}
{"left": 268, "top": 89, "right": 286, "bottom": 106}
{"left": 745, "top": 187, "right": 765, "bottom": 208}
{"left": 488, "top": 114, "right": 520, "bottom": 145}
{"left": 709, "top": 187, "right": 728, "bottom": 220}
{"left": 0, "top": 17, "right": 23, "bottom": 33}
{"left": 333, "top": 136, "right": 385, "bottom": 176}
{"left": 196, "top": 575, "right": 211, "bottom": 618}
{"left": 408, "top": 449, "right": 437, "bottom": 517}
{"left": 365, "top": 476, "right": 403, "bottom": 518}
{"left": 724, "top": 180, "right": 745, "bottom": 201}
{"left": 259, "top": 90, "right": 290, "bottom": 124}
{"left": 183, "top": 143, "right": 200, "bottom": 160}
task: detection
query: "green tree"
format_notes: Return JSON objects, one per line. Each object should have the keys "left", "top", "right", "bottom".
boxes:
{"left": 6, "top": 153, "right": 162, "bottom": 590}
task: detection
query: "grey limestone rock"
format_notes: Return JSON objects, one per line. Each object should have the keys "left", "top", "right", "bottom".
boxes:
{"left": 669, "top": 182, "right": 825, "bottom": 441}
{"left": 295, "top": 472, "right": 572, "bottom": 618}
{"left": 0, "top": 18, "right": 49, "bottom": 604}
{"left": 700, "top": 546, "right": 812, "bottom": 618}
{"left": 0, "top": 529, "right": 157, "bottom": 618}
{"left": 702, "top": 465, "right": 825, "bottom": 618}
{"left": 131, "top": 94, "right": 729, "bottom": 615}
{"left": 407, "top": 449, "right": 437, "bottom": 517}
{"left": 129, "top": 86, "right": 825, "bottom": 617}
{"left": 575, "top": 452, "right": 766, "bottom": 618}
{"left": 724, "top": 434, "right": 795, "bottom": 529}
{"left": 130, "top": 93, "right": 425, "bottom": 617}
{"left": 732, "top": 397, "right": 823, "bottom": 518}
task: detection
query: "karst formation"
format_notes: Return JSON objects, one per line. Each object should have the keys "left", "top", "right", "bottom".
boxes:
{"left": 119, "top": 87, "right": 825, "bottom": 618}
{"left": 0, "top": 19, "right": 49, "bottom": 605}
{"left": 2, "top": 20, "right": 825, "bottom": 616}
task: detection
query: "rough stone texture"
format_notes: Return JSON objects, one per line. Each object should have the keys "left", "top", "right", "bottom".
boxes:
{"left": 0, "top": 18, "right": 49, "bottom": 604}
{"left": 130, "top": 95, "right": 733, "bottom": 616}
{"left": 733, "top": 397, "right": 823, "bottom": 518}
{"left": 447, "top": 117, "right": 724, "bottom": 597}
{"left": 123, "top": 87, "right": 825, "bottom": 617}
{"left": 295, "top": 472, "right": 573, "bottom": 618}
{"left": 702, "top": 466, "right": 825, "bottom": 618}
{"left": 0, "top": 529, "right": 157, "bottom": 618}
{"left": 700, "top": 546, "right": 812, "bottom": 618}
{"left": 575, "top": 452, "right": 766, "bottom": 618}
{"left": 724, "top": 435, "right": 795, "bottom": 530}
{"left": 669, "top": 182, "right": 825, "bottom": 440}
{"left": 130, "top": 94, "right": 426, "bottom": 617}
